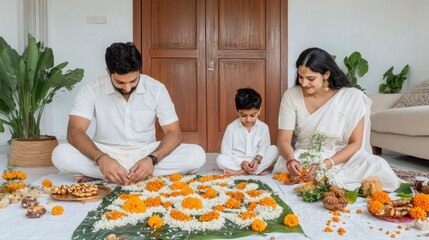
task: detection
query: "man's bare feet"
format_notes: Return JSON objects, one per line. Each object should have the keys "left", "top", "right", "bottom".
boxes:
{"left": 258, "top": 171, "right": 269, "bottom": 176}
{"left": 74, "top": 175, "right": 97, "bottom": 183}
{"left": 223, "top": 169, "right": 248, "bottom": 176}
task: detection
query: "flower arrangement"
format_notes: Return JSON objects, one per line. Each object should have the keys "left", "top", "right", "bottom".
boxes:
{"left": 1, "top": 166, "right": 27, "bottom": 194}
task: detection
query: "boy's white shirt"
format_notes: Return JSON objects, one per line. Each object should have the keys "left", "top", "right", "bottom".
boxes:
{"left": 220, "top": 118, "right": 271, "bottom": 166}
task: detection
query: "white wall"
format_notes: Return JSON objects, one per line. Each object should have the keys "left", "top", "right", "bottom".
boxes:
{"left": 288, "top": 0, "right": 429, "bottom": 93}
{"left": 1, "top": 0, "right": 429, "bottom": 145}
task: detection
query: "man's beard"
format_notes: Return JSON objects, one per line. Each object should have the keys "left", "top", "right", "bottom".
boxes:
{"left": 114, "top": 85, "right": 137, "bottom": 96}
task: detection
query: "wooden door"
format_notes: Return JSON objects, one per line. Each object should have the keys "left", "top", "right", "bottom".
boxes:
{"left": 134, "top": 0, "right": 288, "bottom": 152}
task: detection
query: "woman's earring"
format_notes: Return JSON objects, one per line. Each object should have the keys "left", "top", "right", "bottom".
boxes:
{"left": 323, "top": 79, "right": 329, "bottom": 92}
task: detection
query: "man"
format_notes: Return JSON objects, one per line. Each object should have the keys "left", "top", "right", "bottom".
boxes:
{"left": 52, "top": 42, "right": 206, "bottom": 185}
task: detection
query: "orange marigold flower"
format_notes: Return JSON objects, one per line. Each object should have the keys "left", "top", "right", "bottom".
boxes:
{"left": 283, "top": 214, "right": 299, "bottom": 227}
{"left": 226, "top": 191, "right": 245, "bottom": 202}
{"left": 119, "top": 193, "right": 142, "bottom": 200}
{"left": 251, "top": 219, "right": 266, "bottom": 232}
{"left": 273, "top": 173, "right": 290, "bottom": 184}
{"left": 199, "top": 211, "right": 220, "bottom": 222}
{"left": 213, "top": 205, "right": 224, "bottom": 212}
{"left": 170, "top": 210, "right": 192, "bottom": 221}
{"left": 122, "top": 197, "right": 147, "bottom": 213}
{"left": 413, "top": 193, "right": 429, "bottom": 211}
{"left": 200, "top": 187, "right": 217, "bottom": 199}
{"left": 368, "top": 200, "right": 384, "bottom": 214}
{"left": 219, "top": 183, "right": 228, "bottom": 187}
{"left": 225, "top": 198, "right": 241, "bottom": 209}
{"left": 236, "top": 182, "right": 248, "bottom": 190}
{"left": 145, "top": 180, "right": 165, "bottom": 192}
{"left": 51, "top": 206, "right": 64, "bottom": 216}
{"left": 42, "top": 179, "right": 52, "bottom": 188}
{"left": 198, "top": 185, "right": 210, "bottom": 190}
{"left": 163, "top": 201, "right": 173, "bottom": 209}
{"left": 145, "top": 196, "right": 162, "bottom": 207}
{"left": 169, "top": 173, "right": 183, "bottom": 182}
{"left": 332, "top": 216, "right": 340, "bottom": 222}
{"left": 338, "top": 227, "right": 346, "bottom": 236}
{"left": 180, "top": 186, "right": 194, "bottom": 196}
{"left": 247, "top": 190, "right": 264, "bottom": 198}
{"left": 247, "top": 202, "right": 257, "bottom": 212}
{"left": 258, "top": 197, "right": 277, "bottom": 208}
{"left": 171, "top": 181, "right": 188, "bottom": 190}
{"left": 6, "top": 182, "right": 26, "bottom": 193}
{"left": 325, "top": 227, "right": 333, "bottom": 232}
{"left": 371, "top": 191, "right": 391, "bottom": 204}
{"left": 238, "top": 211, "right": 257, "bottom": 220}
{"left": 2, "top": 171, "right": 27, "bottom": 181}
{"left": 409, "top": 207, "right": 427, "bottom": 220}
{"left": 356, "top": 209, "right": 362, "bottom": 214}
{"left": 198, "top": 175, "right": 225, "bottom": 182}
{"left": 104, "top": 210, "right": 126, "bottom": 220}
{"left": 341, "top": 208, "right": 350, "bottom": 213}
{"left": 148, "top": 215, "right": 163, "bottom": 228}
{"left": 182, "top": 197, "right": 203, "bottom": 210}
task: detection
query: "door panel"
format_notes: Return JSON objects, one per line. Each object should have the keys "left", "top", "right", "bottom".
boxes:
{"left": 134, "top": 0, "right": 287, "bottom": 152}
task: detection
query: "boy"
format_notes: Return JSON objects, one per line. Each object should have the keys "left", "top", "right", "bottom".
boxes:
{"left": 216, "top": 88, "right": 278, "bottom": 176}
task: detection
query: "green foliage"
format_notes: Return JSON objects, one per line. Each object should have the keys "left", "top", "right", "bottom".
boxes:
{"left": 343, "top": 51, "right": 369, "bottom": 91}
{"left": 0, "top": 34, "right": 84, "bottom": 140}
{"left": 379, "top": 65, "right": 409, "bottom": 93}
{"left": 298, "top": 183, "right": 329, "bottom": 203}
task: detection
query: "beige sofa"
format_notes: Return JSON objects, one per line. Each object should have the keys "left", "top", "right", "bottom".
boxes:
{"left": 368, "top": 93, "right": 429, "bottom": 160}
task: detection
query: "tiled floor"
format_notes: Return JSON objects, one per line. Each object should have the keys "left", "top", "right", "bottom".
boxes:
{"left": 0, "top": 148, "right": 428, "bottom": 184}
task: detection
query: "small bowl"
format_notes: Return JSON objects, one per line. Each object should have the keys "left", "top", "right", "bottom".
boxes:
{"left": 322, "top": 201, "right": 347, "bottom": 211}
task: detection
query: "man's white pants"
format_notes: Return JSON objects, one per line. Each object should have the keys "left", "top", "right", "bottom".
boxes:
{"left": 216, "top": 145, "right": 278, "bottom": 174}
{"left": 52, "top": 142, "right": 206, "bottom": 179}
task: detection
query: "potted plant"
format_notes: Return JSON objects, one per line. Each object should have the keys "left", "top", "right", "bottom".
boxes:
{"left": 0, "top": 34, "right": 84, "bottom": 167}
{"left": 379, "top": 65, "right": 409, "bottom": 93}
{"left": 343, "top": 51, "right": 369, "bottom": 91}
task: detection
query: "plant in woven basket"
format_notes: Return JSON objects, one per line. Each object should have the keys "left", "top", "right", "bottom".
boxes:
{"left": 0, "top": 34, "right": 84, "bottom": 166}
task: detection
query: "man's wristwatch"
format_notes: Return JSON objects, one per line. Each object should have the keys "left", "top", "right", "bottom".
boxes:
{"left": 148, "top": 154, "right": 158, "bottom": 166}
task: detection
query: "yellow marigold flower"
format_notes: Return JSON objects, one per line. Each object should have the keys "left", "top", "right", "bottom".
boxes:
{"left": 51, "top": 206, "right": 64, "bottom": 216}
{"left": 199, "top": 211, "right": 220, "bottom": 222}
{"left": 42, "top": 179, "right": 52, "bottom": 188}
{"left": 409, "top": 207, "right": 427, "bottom": 220}
{"left": 200, "top": 187, "right": 217, "bottom": 199}
{"left": 104, "top": 210, "right": 126, "bottom": 220}
{"left": 225, "top": 198, "right": 241, "bottom": 209}
{"left": 182, "top": 197, "right": 203, "bottom": 210}
{"left": 246, "top": 202, "right": 257, "bottom": 211}
{"left": 169, "top": 173, "right": 183, "bottom": 182}
{"left": 413, "top": 193, "right": 429, "bottom": 211}
{"left": 2, "top": 171, "right": 27, "bottom": 181}
{"left": 171, "top": 181, "right": 188, "bottom": 190}
{"left": 122, "top": 197, "right": 147, "bottom": 213}
{"left": 371, "top": 191, "right": 391, "bottom": 204}
{"left": 145, "top": 196, "right": 162, "bottom": 207}
{"left": 170, "top": 210, "right": 192, "bottom": 221}
{"left": 258, "top": 197, "right": 277, "bottom": 208}
{"left": 6, "top": 182, "right": 26, "bottom": 193}
{"left": 213, "top": 205, "right": 224, "bottom": 212}
{"left": 119, "top": 193, "right": 142, "bottom": 200}
{"left": 368, "top": 200, "right": 384, "bottom": 214}
{"left": 145, "top": 179, "right": 165, "bottom": 192}
{"left": 226, "top": 191, "right": 245, "bottom": 202}
{"left": 236, "top": 182, "right": 248, "bottom": 190}
{"left": 180, "top": 186, "right": 194, "bottom": 196}
{"left": 252, "top": 219, "right": 266, "bottom": 232}
{"left": 238, "top": 211, "right": 257, "bottom": 220}
{"left": 148, "top": 215, "right": 163, "bottom": 228}
{"left": 283, "top": 214, "right": 299, "bottom": 228}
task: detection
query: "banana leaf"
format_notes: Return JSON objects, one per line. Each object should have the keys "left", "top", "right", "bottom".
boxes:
{"left": 73, "top": 179, "right": 305, "bottom": 239}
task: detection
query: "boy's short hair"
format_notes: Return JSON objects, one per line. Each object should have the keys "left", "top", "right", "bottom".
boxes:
{"left": 235, "top": 88, "right": 262, "bottom": 110}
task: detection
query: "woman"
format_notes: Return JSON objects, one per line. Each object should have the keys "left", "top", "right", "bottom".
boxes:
{"left": 273, "top": 47, "right": 401, "bottom": 191}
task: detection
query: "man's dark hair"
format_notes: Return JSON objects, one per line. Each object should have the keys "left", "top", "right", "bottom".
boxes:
{"left": 235, "top": 88, "right": 262, "bottom": 110}
{"left": 105, "top": 42, "right": 142, "bottom": 74}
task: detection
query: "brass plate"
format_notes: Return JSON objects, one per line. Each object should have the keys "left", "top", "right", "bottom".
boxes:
{"left": 50, "top": 185, "right": 112, "bottom": 203}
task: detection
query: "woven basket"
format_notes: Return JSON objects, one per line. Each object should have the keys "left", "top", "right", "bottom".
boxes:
{"left": 8, "top": 136, "right": 58, "bottom": 167}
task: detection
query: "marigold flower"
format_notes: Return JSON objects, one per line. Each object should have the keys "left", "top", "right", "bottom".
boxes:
{"left": 104, "top": 210, "right": 126, "bottom": 220}
{"left": 213, "top": 205, "right": 224, "bottom": 212}
{"left": 247, "top": 190, "right": 264, "bottom": 197}
{"left": 338, "top": 227, "right": 346, "bottom": 236}
{"left": 200, "top": 187, "right": 217, "bottom": 199}
{"left": 226, "top": 191, "right": 245, "bottom": 202}
{"left": 219, "top": 183, "right": 228, "bottom": 187}
{"left": 51, "top": 205, "right": 64, "bottom": 216}
{"left": 332, "top": 216, "right": 340, "bottom": 222}
{"left": 42, "top": 179, "right": 52, "bottom": 188}
{"left": 148, "top": 215, "right": 163, "bottom": 228}
{"left": 145, "top": 180, "right": 165, "bottom": 192}
{"left": 145, "top": 196, "right": 162, "bottom": 207}
{"left": 409, "top": 207, "right": 427, "bottom": 220}
{"left": 236, "top": 182, "right": 248, "bottom": 190}
{"left": 199, "top": 211, "right": 220, "bottom": 222}
{"left": 356, "top": 209, "right": 362, "bottom": 214}
{"left": 246, "top": 202, "right": 257, "bottom": 211}
{"left": 324, "top": 227, "right": 333, "bottom": 232}
{"left": 5, "top": 182, "right": 26, "bottom": 193}
{"left": 2, "top": 171, "right": 27, "bottom": 181}
{"left": 251, "top": 219, "right": 266, "bottom": 232}
{"left": 169, "top": 173, "right": 183, "bottom": 182}
{"left": 413, "top": 193, "right": 429, "bottom": 211}
{"left": 238, "top": 211, "right": 257, "bottom": 220}
{"left": 180, "top": 186, "right": 194, "bottom": 196}
{"left": 170, "top": 210, "right": 192, "bottom": 221}
{"left": 258, "top": 197, "right": 277, "bottom": 208}
{"left": 273, "top": 173, "right": 290, "bottom": 184}
{"left": 171, "top": 181, "right": 188, "bottom": 190}
{"left": 283, "top": 214, "right": 299, "bottom": 227}
{"left": 119, "top": 193, "right": 142, "bottom": 200}
{"left": 182, "top": 197, "right": 203, "bottom": 210}
{"left": 198, "top": 175, "right": 225, "bottom": 182}
{"left": 371, "top": 191, "right": 391, "bottom": 204}
{"left": 368, "top": 200, "right": 384, "bottom": 214}
{"left": 163, "top": 201, "right": 173, "bottom": 209}
{"left": 122, "top": 197, "right": 147, "bottom": 213}
{"left": 225, "top": 198, "right": 241, "bottom": 209}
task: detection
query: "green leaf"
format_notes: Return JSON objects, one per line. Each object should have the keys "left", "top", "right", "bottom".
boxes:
{"left": 394, "top": 183, "right": 412, "bottom": 194}
{"left": 344, "top": 187, "right": 359, "bottom": 203}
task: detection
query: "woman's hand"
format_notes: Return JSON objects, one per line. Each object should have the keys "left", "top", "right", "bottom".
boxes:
{"left": 287, "top": 160, "right": 302, "bottom": 176}
{"left": 304, "top": 164, "right": 318, "bottom": 181}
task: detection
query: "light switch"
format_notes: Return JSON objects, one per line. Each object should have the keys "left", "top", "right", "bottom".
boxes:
{"left": 87, "top": 16, "right": 107, "bottom": 24}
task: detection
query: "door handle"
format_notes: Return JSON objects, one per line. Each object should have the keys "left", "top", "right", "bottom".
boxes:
{"left": 207, "top": 61, "right": 214, "bottom": 71}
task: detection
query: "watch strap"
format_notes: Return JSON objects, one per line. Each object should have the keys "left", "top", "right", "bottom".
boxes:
{"left": 148, "top": 154, "right": 158, "bottom": 166}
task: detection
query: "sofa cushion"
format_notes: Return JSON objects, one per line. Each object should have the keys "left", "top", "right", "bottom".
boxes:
{"left": 371, "top": 105, "right": 429, "bottom": 136}
{"left": 394, "top": 76, "right": 429, "bottom": 108}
